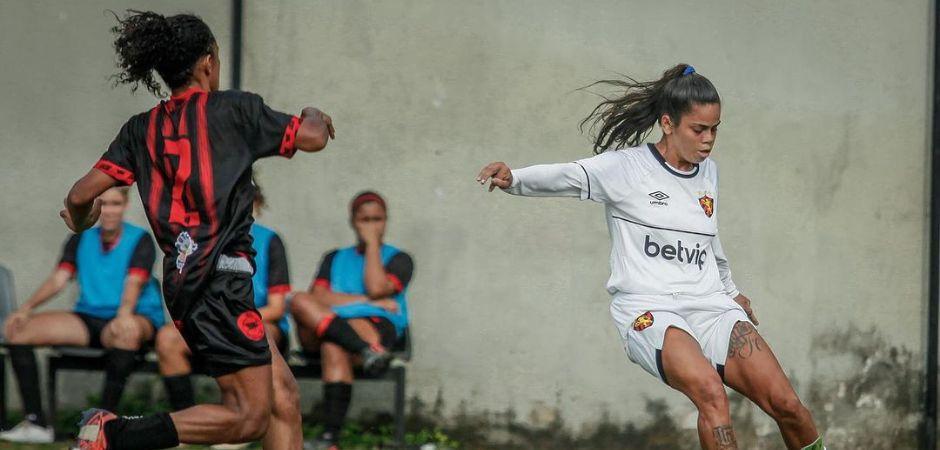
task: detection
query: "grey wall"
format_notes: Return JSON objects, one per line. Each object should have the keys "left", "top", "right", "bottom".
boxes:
{"left": 0, "top": 0, "right": 931, "bottom": 447}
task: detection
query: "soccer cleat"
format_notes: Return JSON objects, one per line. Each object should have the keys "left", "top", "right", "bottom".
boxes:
{"left": 360, "top": 344, "right": 392, "bottom": 376}
{"left": 73, "top": 408, "right": 117, "bottom": 450}
{"left": 0, "top": 419, "right": 55, "bottom": 443}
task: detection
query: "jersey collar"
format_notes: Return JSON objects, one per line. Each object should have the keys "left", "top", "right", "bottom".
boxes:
{"left": 647, "top": 143, "right": 699, "bottom": 178}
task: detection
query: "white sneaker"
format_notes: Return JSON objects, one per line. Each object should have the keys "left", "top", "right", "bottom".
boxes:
{"left": 0, "top": 420, "right": 55, "bottom": 443}
{"left": 210, "top": 443, "right": 251, "bottom": 449}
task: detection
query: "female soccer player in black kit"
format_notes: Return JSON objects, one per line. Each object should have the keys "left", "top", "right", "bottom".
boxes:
{"left": 59, "top": 11, "right": 355, "bottom": 450}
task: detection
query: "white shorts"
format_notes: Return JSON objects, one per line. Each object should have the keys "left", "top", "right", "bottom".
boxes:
{"left": 609, "top": 292, "right": 751, "bottom": 384}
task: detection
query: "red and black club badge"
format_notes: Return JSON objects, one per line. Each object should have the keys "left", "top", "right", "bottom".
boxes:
{"left": 698, "top": 194, "right": 714, "bottom": 218}
{"left": 237, "top": 311, "right": 266, "bottom": 341}
{"left": 633, "top": 311, "right": 654, "bottom": 331}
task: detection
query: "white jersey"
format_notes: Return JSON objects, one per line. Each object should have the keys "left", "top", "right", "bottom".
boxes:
{"left": 506, "top": 144, "right": 739, "bottom": 298}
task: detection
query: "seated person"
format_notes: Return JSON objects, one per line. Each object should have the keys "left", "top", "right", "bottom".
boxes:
{"left": 291, "top": 191, "right": 414, "bottom": 450}
{"left": 155, "top": 184, "right": 292, "bottom": 416}
{"left": 0, "top": 187, "right": 164, "bottom": 443}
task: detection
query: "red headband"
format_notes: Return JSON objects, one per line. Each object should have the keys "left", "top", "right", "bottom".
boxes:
{"left": 350, "top": 192, "right": 386, "bottom": 215}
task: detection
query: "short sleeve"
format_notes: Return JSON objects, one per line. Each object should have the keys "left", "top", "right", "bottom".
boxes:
{"left": 310, "top": 250, "right": 338, "bottom": 291}
{"left": 233, "top": 92, "right": 301, "bottom": 160}
{"left": 128, "top": 235, "right": 156, "bottom": 279}
{"left": 267, "top": 234, "right": 291, "bottom": 295}
{"left": 95, "top": 121, "right": 138, "bottom": 186}
{"left": 58, "top": 234, "right": 80, "bottom": 274}
{"left": 574, "top": 150, "right": 632, "bottom": 203}
{"left": 385, "top": 252, "right": 414, "bottom": 293}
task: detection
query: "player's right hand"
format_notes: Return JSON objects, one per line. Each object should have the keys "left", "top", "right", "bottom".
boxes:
{"left": 476, "top": 162, "right": 513, "bottom": 192}
{"left": 302, "top": 107, "right": 335, "bottom": 140}
{"left": 60, "top": 198, "right": 102, "bottom": 233}
{"left": 4, "top": 310, "right": 29, "bottom": 337}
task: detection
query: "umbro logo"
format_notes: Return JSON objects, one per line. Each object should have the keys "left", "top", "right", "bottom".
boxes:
{"left": 648, "top": 191, "right": 669, "bottom": 207}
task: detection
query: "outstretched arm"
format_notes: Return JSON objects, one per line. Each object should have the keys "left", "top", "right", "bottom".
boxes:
{"left": 476, "top": 161, "right": 587, "bottom": 197}
{"left": 61, "top": 169, "right": 116, "bottom": 232}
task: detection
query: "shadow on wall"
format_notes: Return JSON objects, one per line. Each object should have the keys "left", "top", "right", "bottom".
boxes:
{"left": 397, "top": 326, "right": 921, "bottom": 450}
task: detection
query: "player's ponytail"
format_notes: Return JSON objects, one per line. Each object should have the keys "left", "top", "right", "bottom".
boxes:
{"left": 110, "top": 10, "right": 216, "bottom": 97}
{"left": 580, "top": 63, "right": 720, "bottom": 154}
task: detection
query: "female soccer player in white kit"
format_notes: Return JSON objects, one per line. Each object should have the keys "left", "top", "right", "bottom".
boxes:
{"left": 477, "top": 64, "right": 823, "bottom": 450}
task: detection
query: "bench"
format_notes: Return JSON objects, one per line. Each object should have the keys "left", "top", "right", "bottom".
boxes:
{"left": 0, "top": 266, "right": 410, "bottom": 445}
{"left": 45, "top": 336, "right": 410, "bottom": 444}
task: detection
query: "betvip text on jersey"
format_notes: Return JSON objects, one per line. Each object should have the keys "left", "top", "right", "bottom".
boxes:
{"left": 643, "top": 235, "right": 707, "bottom": 270}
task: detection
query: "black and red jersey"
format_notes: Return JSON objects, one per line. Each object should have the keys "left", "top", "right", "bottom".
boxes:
{"left": 94, "top": 87, "right": 300, "bottom": 312}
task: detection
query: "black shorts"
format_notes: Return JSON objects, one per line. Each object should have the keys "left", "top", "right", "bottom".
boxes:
{"left": 75, "top": 313, "right": 157, "bottom": 349}
{"left": 173, "top": 269, "right": 271, "bottom": 377}
{"left": 75, "top": 313, "right": 110, "bottom": 348}
{"left": 366, "top": 316, "right": 399, "bottom": 350}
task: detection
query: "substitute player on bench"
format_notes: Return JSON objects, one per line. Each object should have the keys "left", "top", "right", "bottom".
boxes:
{"left": 291, "top": 191, "right": 414, "bottom": 450}
{"left": 61, "top": 10, "right": 339, "bottom": 450}
{"left": 1, "top": 187, "right": 163, "bottom": 444}
{"left": 477, "top": 64, "right": 823, "bottom": 450}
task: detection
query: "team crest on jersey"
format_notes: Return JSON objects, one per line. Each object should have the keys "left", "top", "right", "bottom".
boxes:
{"left": 175, "top": 231, "right": 198, "bottom": 273}
{"left": 698, "top": 194, "right": 714, "bottom": 217}
{"left": 237, "top": 311, "right": 266, "bottom": 341}
{"left": 633, "top": 311, "right": 654, "bottom": 331}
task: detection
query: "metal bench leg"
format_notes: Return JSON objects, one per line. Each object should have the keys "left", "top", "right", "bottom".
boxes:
{"left": 47, "top": 358, "right": 57, "bottom": 431}
{"left": 394, "top": 367, "right": 406, "bottom": 447}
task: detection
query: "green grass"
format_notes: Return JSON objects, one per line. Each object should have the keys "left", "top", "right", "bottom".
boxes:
{"left": 1, "top": 381, "right": 458, "bottom": 449}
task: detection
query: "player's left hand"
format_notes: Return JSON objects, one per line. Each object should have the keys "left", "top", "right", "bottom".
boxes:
{"left": 106, "top": 311, "right": 138, "bottom": 342}
{"left": 371, "top": 298, "right": 399, "bottom": 313}
{"left": 733, "top": 293, "right": 759, "bottom": 326}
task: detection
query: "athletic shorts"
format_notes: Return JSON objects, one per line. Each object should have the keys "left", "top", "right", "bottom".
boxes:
{"left": 609, "top": 292, "right": 751, "bottom": 384}
{"left": 365, "top": 316, "right": 399, "bottom": 351}
{"left": 75, "top": 312, "right": 156, "bottom": 349}
{"left": 173, "top": 255, "right": 271, "bottom": 377}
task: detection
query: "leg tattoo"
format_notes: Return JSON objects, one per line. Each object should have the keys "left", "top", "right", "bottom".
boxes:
{"left": 727, "top": 321, "right": 763, "bottom": 359}
{"left": 713, "top": 425, "right": 738, "bottom": 449}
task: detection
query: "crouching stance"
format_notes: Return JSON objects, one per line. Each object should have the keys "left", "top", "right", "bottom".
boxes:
{"left": 476, "top": 64, "right": 823, "bottom": 449}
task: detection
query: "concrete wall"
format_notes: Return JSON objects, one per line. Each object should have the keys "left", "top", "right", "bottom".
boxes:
{"left": 0, "top": 0, "right": 932, "bottom": 447}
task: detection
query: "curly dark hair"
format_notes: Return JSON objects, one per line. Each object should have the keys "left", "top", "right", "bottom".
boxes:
{"left": 580, "top": 63, "right": 720, "bottom": 154}
{"left": 110, "top": 10, "right": 216, "bottom": 97}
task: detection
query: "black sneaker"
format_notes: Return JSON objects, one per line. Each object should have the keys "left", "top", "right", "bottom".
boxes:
{"left": 360, "top": 344, "right": 392, "bottom": 376}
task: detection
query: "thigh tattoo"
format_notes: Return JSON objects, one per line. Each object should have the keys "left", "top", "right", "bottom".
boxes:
{"left": 727, "top": 321, "right": 763, "bottom": 359}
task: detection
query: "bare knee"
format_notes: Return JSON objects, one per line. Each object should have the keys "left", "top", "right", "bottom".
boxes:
{"left": 689, "top": 375, "right": 729, "bottom": 416}
{"left": 155, "top": 326, "right": 187, "bottom": 358}
{"left": 105, "top": 320, "right": 145, "bottom": 350}
{"left": 6, "top": 327, "right": 29, "bottom": 345}
{"left": 768, "top": 390, "right": 808, "bottom": 422}
{"left": 232, "top": 406, "right": 270, "bottom": 442}
{"left": 290, "top": 293, "right": 331, "bottom": 323}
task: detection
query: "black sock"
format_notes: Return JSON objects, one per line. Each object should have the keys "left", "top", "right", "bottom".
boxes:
{"left": 102, "top": 349, "right": 138, "bottom": 411}
{"left": 321, "top": 382, "right": 352, "bottom": 442}
{"left": 104, "top": 412, "right": 179, "bottom": 450}
{"left": 318, "top": 316, "right": 369, "bottom": 354}
{"left": 9, "top": 345, "right": 46, "bottom": 427}
{"left": 162, "top": 375, "right": 195, "bottom": 411}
